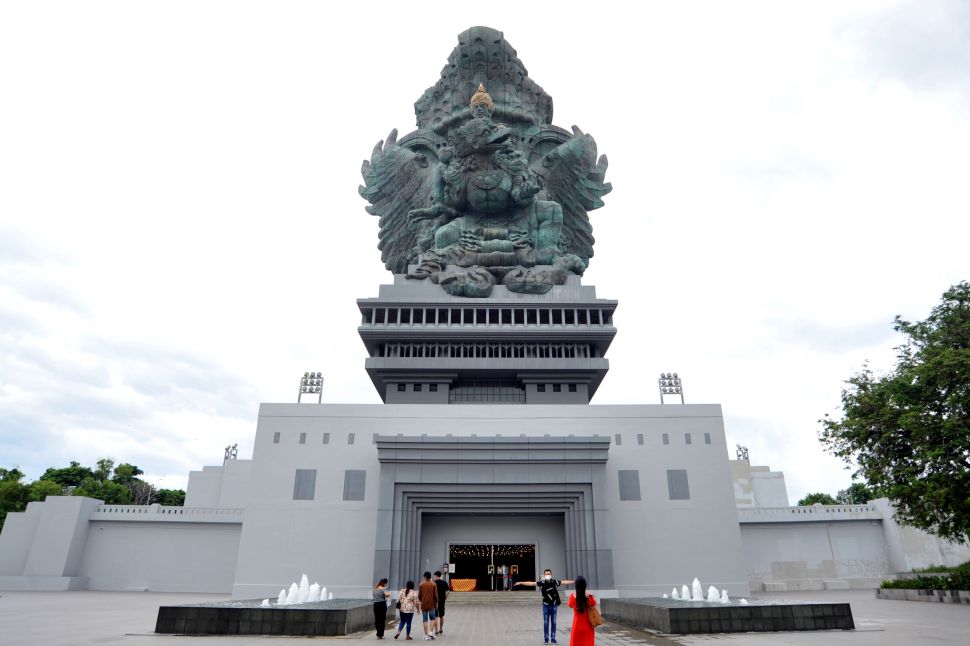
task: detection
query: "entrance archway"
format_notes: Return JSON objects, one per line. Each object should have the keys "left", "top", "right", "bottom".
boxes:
{"left": 449, "top": 543, "right": 536, "bottom": 591}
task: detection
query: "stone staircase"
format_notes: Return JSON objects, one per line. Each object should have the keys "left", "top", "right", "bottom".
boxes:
{"left": 446, "top": 591, "right": 541, "bottom": 605}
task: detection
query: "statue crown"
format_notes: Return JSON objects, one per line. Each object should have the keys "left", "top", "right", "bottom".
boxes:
{"left": 469, "top": 83, "right": 494, "bottom": 111}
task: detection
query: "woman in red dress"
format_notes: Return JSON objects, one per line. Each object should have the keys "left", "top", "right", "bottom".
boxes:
{"left": 567, "top": 575, "right": 596, "bottom": 646}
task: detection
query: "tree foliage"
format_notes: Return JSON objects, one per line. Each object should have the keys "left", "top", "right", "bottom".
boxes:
{"left": 820, "top": 281, "right": 970, "bottom": 542}
{"left": 40, "top": 461, "right": 95, "bottom": 487}
{"left": 836, "top": 482, "right": 878, "bottom": 505}
{"left": 0, "top": 458, "right": 187, "bottom": 532}
{"left": 798, "top": 492, "right": 838, "bottom": 506}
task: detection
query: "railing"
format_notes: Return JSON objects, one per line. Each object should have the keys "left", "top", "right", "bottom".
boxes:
{"left": 738, "top": 504, "right": 883, "bottom": 523}
{"left": 91, "top": 504, "right": 243, "bottom": 523}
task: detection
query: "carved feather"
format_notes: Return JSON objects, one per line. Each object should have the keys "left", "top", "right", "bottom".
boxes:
{"left": 359, "top": 129, "right": 436, "bottom": 273}
{"left": 529, "top": 127, "right": 612, "bottom": 265}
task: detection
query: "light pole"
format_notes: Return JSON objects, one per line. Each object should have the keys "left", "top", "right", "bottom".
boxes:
{"left": 658, "top": 372, "right": 684, "bottom": 404}
{"left": 298, "top": 371, "right": 324, "bottom": 403}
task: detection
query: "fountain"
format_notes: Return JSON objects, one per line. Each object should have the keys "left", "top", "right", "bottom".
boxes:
{"left": 691, "top": 578, "right": 703, "bottom": 601}
{"left": 599, "top": 575, "right": 854, "bottom": 635}
{"left": 706, "top": 585, "right": 720, "bottom": 603}
{"left": 156, "top": 573, "right": 375, "bottom": 637}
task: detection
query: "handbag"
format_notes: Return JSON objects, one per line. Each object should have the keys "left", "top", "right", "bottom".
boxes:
{"left": 587, "top": 603, "right": 603, "bottom": 627}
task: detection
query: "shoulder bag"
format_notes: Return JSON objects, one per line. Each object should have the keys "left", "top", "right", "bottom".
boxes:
{"left": 587, "top": 602, "right": 603, "bottom": 627}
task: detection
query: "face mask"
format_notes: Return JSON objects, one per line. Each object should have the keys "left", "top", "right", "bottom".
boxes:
{"left": 544, "top": 575, "right": 552, "bottom": 581}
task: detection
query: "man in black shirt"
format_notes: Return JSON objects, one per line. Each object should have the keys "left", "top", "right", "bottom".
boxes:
{"left": 433, "top": 571, "right": 450, "bottom": 635}
{"left": 514, "top": 568, "right": 575, "bottom": 644}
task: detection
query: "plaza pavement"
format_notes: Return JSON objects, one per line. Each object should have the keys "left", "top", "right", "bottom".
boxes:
{"left": 0, "top": 589, "right": 967, "bottom": 645}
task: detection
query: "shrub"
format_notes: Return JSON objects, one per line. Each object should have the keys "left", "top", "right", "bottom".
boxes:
{"left": 880, "top": 572, "right": 970, "bottom": 590}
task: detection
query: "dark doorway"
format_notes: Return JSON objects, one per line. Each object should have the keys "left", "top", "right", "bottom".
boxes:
{"left": 448, "top": 544, "right": 536, "bottom": 591}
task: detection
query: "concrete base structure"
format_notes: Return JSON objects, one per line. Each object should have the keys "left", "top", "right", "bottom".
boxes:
{"left": 227, "top": 402, "right": 748, "bottom": 599}
{"left": 155, "top": 599, "right": 377, "bottom": 636}
{"left": 600, "top": 597, "right": 855, "bottom": 634}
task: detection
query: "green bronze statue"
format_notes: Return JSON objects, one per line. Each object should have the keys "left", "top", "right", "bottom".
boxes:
{"left": 360, "top": 27, "right": 611, "bottom": 297}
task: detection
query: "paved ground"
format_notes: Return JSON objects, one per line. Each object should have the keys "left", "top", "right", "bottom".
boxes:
{"left": 0, "top": 589, "right": 967, "bottom": 645}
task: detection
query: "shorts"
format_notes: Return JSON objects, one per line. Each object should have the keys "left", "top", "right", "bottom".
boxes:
{"left": 421, "top": 609, "right": 437, "bottom": 621}
{"left": 436, "top": 605, "right": 445, "bottom": 618}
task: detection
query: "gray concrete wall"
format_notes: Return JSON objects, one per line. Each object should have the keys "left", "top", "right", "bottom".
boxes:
{"left": 185, "top": 460, "right": 252, "bottom": 509}
{"left": 79, "top": 521, "right": 240, "bottom": 592}
{"left": 0, "top": 496, "right": 101, "bottom": 590}
{"left": 731, "top": 461, "right": 789, "bottom": 508}
{"left": 185, "top": 466, "right": 223, "bottom": 508}
{"left": 872, "top": 498, "right": 970, "bottom": 572}
{"left": 603, "top": 410, "right": 749, "bottom": 597}
{"left": 740, "top": 520, "right": 891, "bottom": 589}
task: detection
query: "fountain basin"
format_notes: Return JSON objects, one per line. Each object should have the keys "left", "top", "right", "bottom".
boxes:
{"left": 600, "top": 597, "right": 854, "bottom": 634}
{"left": 155, "top": 598, "right": 375, "bottom": 636}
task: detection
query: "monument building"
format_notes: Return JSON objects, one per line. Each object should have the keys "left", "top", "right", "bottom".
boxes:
{"left": 4, "top": 27, "right": 963, "bottom": 598}
{"left": 212, "top": 25, "right": 749, "bottom": 598}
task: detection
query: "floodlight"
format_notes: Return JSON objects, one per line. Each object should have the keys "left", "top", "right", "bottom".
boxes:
{"left": 658, "top": 372, "right": 685, "bottom": 404}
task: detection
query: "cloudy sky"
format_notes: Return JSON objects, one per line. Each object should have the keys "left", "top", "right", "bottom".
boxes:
{"left": 1, "top": 1, "right": 967, "bottom": 503}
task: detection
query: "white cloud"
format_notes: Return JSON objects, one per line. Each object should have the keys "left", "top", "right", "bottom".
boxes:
{"left": 0, "top": 2, "right": 966, "bottom": 505}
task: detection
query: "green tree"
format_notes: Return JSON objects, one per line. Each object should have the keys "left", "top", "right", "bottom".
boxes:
{"left": 836, "top": 482, "right": 879, "bottom": 505}
{"left": 154, "top": 488, "right": 186, "bottom": 506}
{"left": 94, "top": 458, "right": 114, "bottom": 482}
{"left": 73, "top": 476, "right": 132, "bottom": 504}
{"left": 28, "top": 479, "right": 64, "bottom": 502}
{"left": 798, "top": 492, "right": 838, "bottom": 506}
{"left": 40, "top": 461, "right": 95, "bottom": 487}
{"left": 1, "top": 459, "right": 187, "bottom": 523}
{"left": 112, "top": 463, "right": 144, "bottom": 483}
{"left": 820, "top": 282, "right": 970, "bottom": 542}
{"left": 0, "top": 468, "right": 29, "bottom": 532}
{"left": 0, "top": 467, "right": 25, "bottom": 483}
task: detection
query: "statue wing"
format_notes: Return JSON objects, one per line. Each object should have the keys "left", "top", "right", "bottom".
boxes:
{"left": 530, "top": 126, "right": 611, "bottom": 265}
{"left": 359, "top": 129, "right": 436, "bottom": 273}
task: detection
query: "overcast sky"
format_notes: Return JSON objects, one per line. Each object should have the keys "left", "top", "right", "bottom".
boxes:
{"left": 1, "top": 1, "right": 967, "bottom": 504}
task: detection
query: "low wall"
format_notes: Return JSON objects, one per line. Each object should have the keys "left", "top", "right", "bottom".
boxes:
{"left": 81, "top": 520, "right": 242, "bottom": 592}
{"left": 875, "top": 589, "right": 970, "bottom": 604}
{"left": 739, "top": 516, "right": 890, "bottom": 590}
{"left": 0, "top": 499, "right": 243, "bottom": 593}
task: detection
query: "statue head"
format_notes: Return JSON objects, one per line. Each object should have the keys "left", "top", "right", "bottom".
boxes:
{"left": 469, "top": 83, "right": 494, "bottom": 119}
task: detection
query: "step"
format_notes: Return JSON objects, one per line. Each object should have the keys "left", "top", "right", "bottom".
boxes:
{"left": 446, "top": 592, "right": 541, "bottom": 605}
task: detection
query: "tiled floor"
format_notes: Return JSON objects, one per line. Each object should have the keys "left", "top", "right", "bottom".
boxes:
{"left": 393, "top": 603, "right": 680, "bottom": 646}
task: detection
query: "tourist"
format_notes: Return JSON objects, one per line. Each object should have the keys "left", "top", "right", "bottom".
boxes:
{"left": 567, "top": 576, "right": 597, "bottom": 646}
{"left": 374, "top": 578, "right": 391, "bottom": 639}
{"left": 418, "top": 571, "right": 439, "bottom": 640}
{"left": 395, "top": 580, "right": 419, "bottom": 640}
{"left": 514, "top": 568, "right": 575, "bottom": 644}
{"left": 433, "top": 571, "right": 450, "bottom": 635}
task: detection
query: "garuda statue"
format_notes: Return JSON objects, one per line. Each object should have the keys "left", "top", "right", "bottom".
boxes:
{"left": 360, "top": 26, "right": 611, "bottom": 298}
